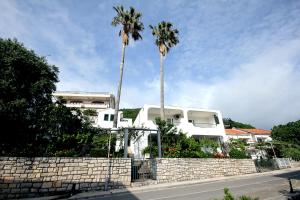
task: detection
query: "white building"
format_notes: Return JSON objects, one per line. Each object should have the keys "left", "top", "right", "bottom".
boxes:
{"left": 131, "top": 105, "right": 227, "bottom": 158}
{"left": 53, "top": 91, "right": 115, "bottom": 126}
{"left": 225, "top": 128, "right": 272, "bottom": 143}
{"left": 225, "top": 128, "right": 272, "bottom": 159}
{"left": 96, "top": 108, "right": 132, "bottom": 129}
{"left": 53, "top": 91, "right": 134, "bottom": 129}
{"left": 53, "top": 91, "right": 115, "bottom": 110}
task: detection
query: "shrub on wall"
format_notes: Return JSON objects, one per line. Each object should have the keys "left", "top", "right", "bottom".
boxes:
{"left": 229, "top": 148, "right": 249, "bottom": 159}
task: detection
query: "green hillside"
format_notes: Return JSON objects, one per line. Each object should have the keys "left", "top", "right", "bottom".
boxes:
{"left": 120, "top": 108, "right": 141, "bottom": 121}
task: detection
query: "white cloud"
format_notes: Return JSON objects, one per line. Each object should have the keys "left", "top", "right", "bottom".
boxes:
{"left": 170, "top": 39, "right": 300, "bottom": 129}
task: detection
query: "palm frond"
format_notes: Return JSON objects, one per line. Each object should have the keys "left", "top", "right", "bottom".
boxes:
{"left": 149, "top": 21, "right": 179, "bottom": 55}
{"left": 111, "top": 5, "right": 144, "bottom": 45}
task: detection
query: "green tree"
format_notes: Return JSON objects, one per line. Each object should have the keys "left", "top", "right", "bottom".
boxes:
{"left": 149, "top": 22, "right": 179, "bottom": 119}
{"left": 227, "top": 139, "right": 250, "bottom": 159}
{"left": 223, "top": 118, "right": 255, "bottom": 129}
{"left": 82, "top": 109, "right": 98, "bottom": 116}
{"left": 111, "top": 6, "right": 144, "bottom": 128}
{"left": 0, "top": 38, "right": 58, "bottom": 156}
{"left": 271, "top": 120, "right": 300, "bottom": 160}
{"left": 271, "top": 120, "right": 300, "bottom": 145}
{"left": 120, "top": 108, "right": 141, "bottom": 121}
{"left": 143, "top": 118, "right": 218, "bottom": 158}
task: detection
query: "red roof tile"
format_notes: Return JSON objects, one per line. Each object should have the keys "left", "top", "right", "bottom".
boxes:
{"left": 225, "top": 129, "right": 248, "bottom": 135}
{"left": 240, "top": 129, "right": 271, "bottom": 135}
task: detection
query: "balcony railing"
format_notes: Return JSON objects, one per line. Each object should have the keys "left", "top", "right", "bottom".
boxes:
{"left": 66, "top": 103, "right": 109, "bottom": 108}
{"left": 172, "top": 121, "right": 181, "bottom": 126}
{"left": 192, "top": 123, "right": 217, "bottom": 128}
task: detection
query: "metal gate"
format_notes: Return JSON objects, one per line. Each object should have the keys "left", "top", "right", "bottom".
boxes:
{"left": 131, "top": 158, "right": 156, "bottom": 182}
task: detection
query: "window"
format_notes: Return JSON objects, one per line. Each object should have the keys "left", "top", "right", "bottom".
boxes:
{"left": 214, "top": 114, "right": 220, "bottom": 124}
{"left": 70, "top": 100, "right": 83, "bottom": 104}
{"left": 104, "top": 114, "right": 109, "bottom": 121}
{"left": 110, "top": 114, "right": 114, "bottom": 121}
{"left": 92, "top": 101, "right": 104, "bottom": 104}
{"left": 167, "top": 118, "right": 172, "bottom": 124}
{"left": 257, "top": 138, "right": 263, "bottom": 143}
{"left": 188, "top": 119, "right": 194, "bottom": 123}
{"left": 127, "top": 139, "right": 131, "bottom": 147}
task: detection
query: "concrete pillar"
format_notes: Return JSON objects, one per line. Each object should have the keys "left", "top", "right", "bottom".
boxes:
{"left": 124, "top": 128, "right": 129, "bottom": 158}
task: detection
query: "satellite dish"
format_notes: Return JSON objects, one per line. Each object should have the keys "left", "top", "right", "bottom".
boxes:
{"left": 174, "top": 114, "right": 180, "bottom": 120}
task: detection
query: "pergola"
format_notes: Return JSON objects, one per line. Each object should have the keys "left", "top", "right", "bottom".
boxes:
{"left": 107, "top": 127, "right": 162, "bottom": 158}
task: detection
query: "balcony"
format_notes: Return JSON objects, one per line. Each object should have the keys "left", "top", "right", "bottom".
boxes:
{"left": 192, "top": 122, "right": 217, "bottom": 128}
{"left": 66, "top": 103, "right": 109, "bottom": 109}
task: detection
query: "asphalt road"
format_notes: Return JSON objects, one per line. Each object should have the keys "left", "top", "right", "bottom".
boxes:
{"left": 73, "top": 170, "right": 300, "bottom": 200}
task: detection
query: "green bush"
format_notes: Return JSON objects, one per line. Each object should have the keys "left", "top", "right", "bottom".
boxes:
{"left": 54, "top": 149, "right": 79, "bottom": 157}
{"left": 254, "top": 159, "right": 274, "bottom": 168}
{"left": 90, "top": 148, "right": 108, "bottom": 157}
{"left": 180, "top": 149, "right": 211, "bottom": 158}
{"left": 216, "top": 188, "right": 259, "bottom": 200}
{"left": 282, "top": 147, "right": 300, "bottom": 161}
{"left": 82, "top": 109, "right": 98, "bottom": 116}
{"left": 229, "top": 148, "right": 249, "bottom": 159}
{"left": 142, "top": 146, "right": 158, "bottom": 157}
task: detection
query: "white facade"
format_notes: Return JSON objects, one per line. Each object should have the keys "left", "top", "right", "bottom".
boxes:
{"left": 97, "top": 108, "right": 132, "bottom": 129}
{"left": 226, "top": 129, "right": 272, "bottom": 144}
{"left": 53, "top": 91, "right": 115, "bottom": 126}
{"left": 225, "top": 128, "right": 272, "bottom": 159}
{"left": 132, "top": 105, "right": 227, "bottom": 158}
{"left": 53, "top": 91, "right": 115, "bottom": 110}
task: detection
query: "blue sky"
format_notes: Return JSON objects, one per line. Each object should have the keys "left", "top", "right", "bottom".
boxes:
{"left": 1, "top": 0, "right": 300, "bottom": 129}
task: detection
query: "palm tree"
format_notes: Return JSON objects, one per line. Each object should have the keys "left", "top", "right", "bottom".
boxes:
{"left": 111, "top": 6, "right": 144, "bottom": 128}
{"left": 149, "top": 21, "right": 179, "bottom": 119}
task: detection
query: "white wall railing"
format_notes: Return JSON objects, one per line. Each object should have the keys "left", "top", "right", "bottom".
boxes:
{"left": 66, "top": 103, "right": 109, "bottom": 108}
{"left": 192, "top": 122, "right": 217, "bottom": 128}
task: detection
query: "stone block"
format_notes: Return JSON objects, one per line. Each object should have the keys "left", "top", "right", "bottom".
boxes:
{"left": 32, "top": 182, "right": 42, "bottom": 188}
{"left": 3, "top": 177, "right": 14, "bottom": 183}
{"left": 39, "top": 188, "right": 49, "bottom": 193}
{"left": 62, "top": 171, "right": 71, "bottom": 175}
{"left": 21, "top": 182, "right": 32, "bottom": 188}
{"left": 1, "top": 188, "right": 11, "bottom": 193}
{"left": 41, "top": 182, "right": 52, "bottom": 188}
{"left": 20, "top": 188, "right": 30, "bottom": 193}
{"left": 0, "top": 183, "right": 9, "bottom": 189}
{"left": 39, "top": 163, "right": 49, "bottom": 168}
{"left": 43, "top": 177, "right": 52, "bottom": 182}
{"left": 79, "top": 162, "right": 88, "bottom": 167}
{"left": 62, "top": 167, "right": 69, "bottom": 172}
{"left": 53, "top": 181, "right": 62, "bottom": 188}
{"left": 8, "top": 194, "right": 16, "bottom": 199}
{"left": 73, "top": 175, "right": 81, "bottom": 179}
{"left": 3, "top": 165, "right": 12, "bottom": 170}
{"left": 30, "top": 188, "right": 39, "bottom": 193}
{"left": 20, "top": 173, "right": 28, "bottom": 179}
{"left": 49, "top": 163, "right": 57, "bottom": 168}
{"left": 56, "top": 187, "right": 67, "bottom": 192}
{"left": 11, "top": 188, "right": 21, "bottom": 193}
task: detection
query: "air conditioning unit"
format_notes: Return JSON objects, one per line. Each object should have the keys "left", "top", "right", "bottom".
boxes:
{"left": 174, "top": 114, "right": 180, "bottom": 120}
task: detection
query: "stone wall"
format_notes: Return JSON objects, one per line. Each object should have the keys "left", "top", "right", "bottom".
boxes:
{"left": 153, "top": 158, "right": 257, "bottom": 183}
{"left": 291, "top": 160, "right": 300, "bottom": 168}
{"left": 0, "top": 157, "right": 131, "bottom": 199}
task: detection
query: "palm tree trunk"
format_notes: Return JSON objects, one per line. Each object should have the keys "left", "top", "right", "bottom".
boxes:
{"left": 160, "top": 52, "right": 165, "bottom": 120}
{"left": 113, "top": 43, "right": 126, "bottom": 128}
